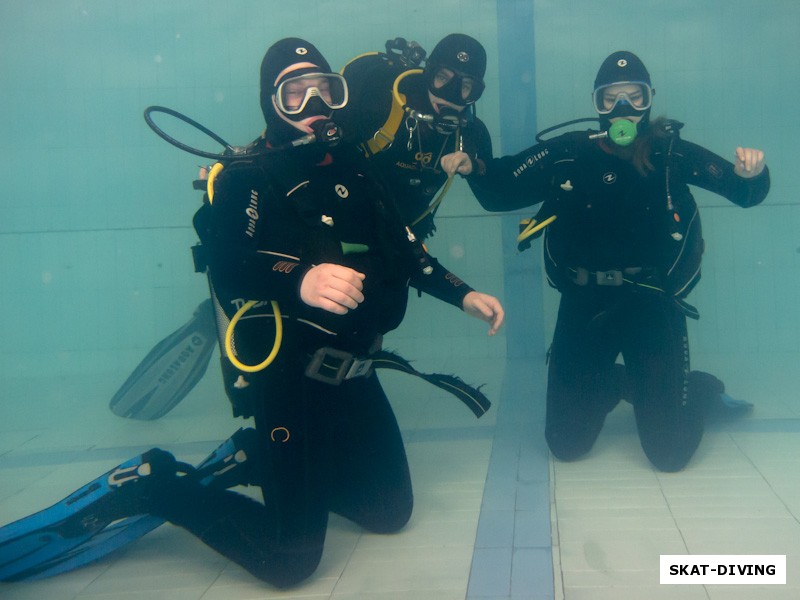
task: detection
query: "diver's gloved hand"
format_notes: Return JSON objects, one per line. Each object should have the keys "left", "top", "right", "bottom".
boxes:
{"left": 440, "top": 151, "right": 474, "bottom": 176}
{"left": 734, "top": 147, "right": 765, "bottom": 178}
{"left": 300, "top": 263, "right": 365, "bottom": 315}
{"left": 462, "top": 291, "right": 505, "bottom": 336}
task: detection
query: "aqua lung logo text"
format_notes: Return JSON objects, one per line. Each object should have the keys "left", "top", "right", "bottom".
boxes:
{"left": 514, "top": 149, "right": 549, "bottom": 177}
{"left": 245, "top": 190, "right": 259, "bottom": 238}
{"left": 157, "top": 335, "right": 205, "bottom": 385}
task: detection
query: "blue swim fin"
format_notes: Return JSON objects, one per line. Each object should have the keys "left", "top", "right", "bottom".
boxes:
{"left": 0, "top": 451, "right": 171, "bottom": 582}
{"left": 708, "top": 392, "right": 754, "bottom": 420}
{"left": 109, "top": 299, "right": 217, "bottom": 420}
{"left": 0, "top": 428, "right": 256, "bottom": 582}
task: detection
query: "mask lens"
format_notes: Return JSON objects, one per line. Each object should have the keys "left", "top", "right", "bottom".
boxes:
{"left": 276, "top": 73, "right": 348, "bottom": 115}
{"left": 592, "top": 82, "right": 652, "bottom": 115}
{"left": 431, "top": 68, "right": 485, "bottom": 105}
{"left": 461, "top": 76, "right": 485, "bottom": 104}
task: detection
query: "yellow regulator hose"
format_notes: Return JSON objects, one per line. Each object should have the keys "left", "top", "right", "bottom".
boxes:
{"left": 224, "top": 300, "right": 283, "bottom": 372}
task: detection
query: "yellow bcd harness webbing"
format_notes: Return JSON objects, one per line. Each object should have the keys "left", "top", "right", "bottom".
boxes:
{"left": 363, "top": 67, "right": 424, "bottom": 156}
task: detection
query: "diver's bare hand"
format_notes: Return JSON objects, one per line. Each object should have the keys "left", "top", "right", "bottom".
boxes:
{"left": 462, "top": 291, "right": 505, "bottom": 336}
{"left": 734, "top": 147, "right": 765, "bottom": 178}
{"left": 441, "top": 151, "right": 474, "bottom": 176}
{"left": 300, "top": 264, "right": 365, "bottom": 315}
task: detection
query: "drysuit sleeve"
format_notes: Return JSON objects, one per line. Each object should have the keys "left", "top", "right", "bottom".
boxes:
{"left": 673, "top": 139, "right": 770, "bottom": 207}
{"left": 466, "top": 135, "right": 578, "bottom": 212}
{"left": 409, "top": 256, "right": 474, "bottom": 309}
{"left": 192, "top": 161, "right": 310, "bottom": 308}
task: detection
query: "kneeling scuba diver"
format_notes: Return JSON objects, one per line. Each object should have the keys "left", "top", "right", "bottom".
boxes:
{"left": 504, "top": 51, "right": 756, "bottom": 422}
{"left": 114, "top": 44, "right": 492, "bottom": 420}
{"left": 2, "top": 39, "right": 500, "bottom": 584}
{"left": 111, "top": 35, "right": 493, "bottom": 422}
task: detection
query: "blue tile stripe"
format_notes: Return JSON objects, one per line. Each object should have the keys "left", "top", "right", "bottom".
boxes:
{"left": 466, "top": 3, "right": 556, "bottom": 599}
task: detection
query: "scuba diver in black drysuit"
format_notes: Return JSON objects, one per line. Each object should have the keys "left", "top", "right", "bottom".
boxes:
{"left": 180, "top": 38, "right": 505, "bottom": 586}
{"left": 108, "top": 33, "right": 496, "bottom": 422}
{"left": 336, "top": 33, "right": 494, "bottom": 239}
{"left": 445, "top": 51, "right": 769, "bottom": 472}
{"left": 0, "top": 38, "right": 504, "bottom": 587}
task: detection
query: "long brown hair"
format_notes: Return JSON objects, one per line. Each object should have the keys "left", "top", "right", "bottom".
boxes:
{"left": 617, "top": 116, "right": 671, "bottom": 176}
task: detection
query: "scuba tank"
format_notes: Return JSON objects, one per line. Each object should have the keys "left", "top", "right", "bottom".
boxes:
{"left": 338, "top": 38, "right": 474, "bottom": 155}
{"left": 337, "top": 38, "right": 428, "bottom": 154}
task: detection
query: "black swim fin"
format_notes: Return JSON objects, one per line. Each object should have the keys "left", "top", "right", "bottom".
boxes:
{"left": 0, "top": 428, "right": 257, "bottom": 582}
{"left": 109, "top": 299, "right": 217, "bottom": 420}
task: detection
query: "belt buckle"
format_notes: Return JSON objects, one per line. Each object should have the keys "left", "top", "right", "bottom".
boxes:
{"left": 345, "top": 357, "right": 373, "bottom": 380}
{"left": 305, "top": 347, "right": 353, "bottom": 386}
{"left": 596, "top": 270, "right": 623, "bottom": 286}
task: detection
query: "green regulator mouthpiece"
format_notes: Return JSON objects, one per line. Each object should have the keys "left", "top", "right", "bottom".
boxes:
{"left": 608, "top": 119, "right": 637, "bottom": 146}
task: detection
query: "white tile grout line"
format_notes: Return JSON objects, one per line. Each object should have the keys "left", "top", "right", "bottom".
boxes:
{"left": 550, "top": 456, "right": 565, "bottom": 600}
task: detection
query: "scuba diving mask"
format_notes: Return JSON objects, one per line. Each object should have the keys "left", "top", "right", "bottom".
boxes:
{"left": 429, "top": 67, "right": 485, "bottom": 106}
{"left": 592, "top": 81, "right": 653, "bottom": 115}
{"left": 275, "top": 73, "right": 348, "bottom": 115}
